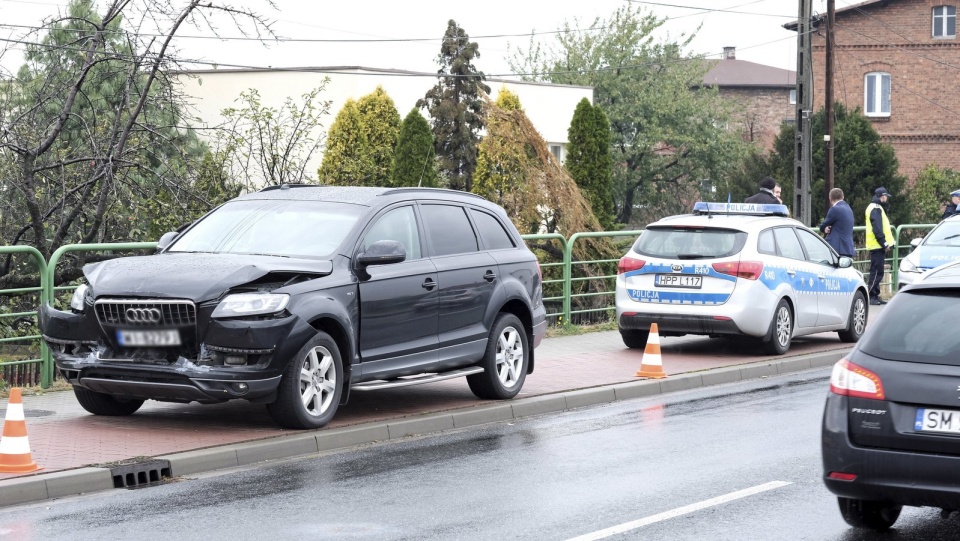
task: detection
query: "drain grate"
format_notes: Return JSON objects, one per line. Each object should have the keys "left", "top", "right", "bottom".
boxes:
{"left": 109, "top": 459, "right": 172, "bottom": 488}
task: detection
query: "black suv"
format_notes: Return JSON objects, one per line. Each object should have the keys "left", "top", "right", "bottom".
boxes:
{"left": 40, "top": 185, "right": 546, "bottom": 429}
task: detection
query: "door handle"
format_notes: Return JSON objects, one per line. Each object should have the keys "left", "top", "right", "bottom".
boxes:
{"left": 483, "top": 271, "right": 497, "bottom": 282}
{"left": 422, "top": 278, "right": 436, "bottom": 290}
{"left": 786, "top": 270, "right": 796, "bottom": 277}
{"left": 818, "top": 275, "right": 825, "bottom": 280}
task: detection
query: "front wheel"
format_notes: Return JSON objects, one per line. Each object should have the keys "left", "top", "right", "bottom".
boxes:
{"left": 468, "top": 313, "right": 529, "bottom": 400}
{"left": 762, "top": 299, "right": 793, "bottom": 355}
{"left": 838, "top": 291, "right": 867, "bottom": 343}
{"left": 73, "top": 386, "right": 144, "bottom": 416}
{"left": 620, "top": 329, "right": 649, "bottom": 349}
{"left": 837, "top": 497, "right": 902, "bottom": 530}
{"left": 266, "top": 332, "right": 344, "bottom": 430}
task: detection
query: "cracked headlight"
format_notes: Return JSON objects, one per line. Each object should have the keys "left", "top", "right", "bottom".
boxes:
{"left": 70, "top": 284, "right": 90, "bottom": 312}
{"left": 212, "top": 293, "right": 290, "bottom": 318}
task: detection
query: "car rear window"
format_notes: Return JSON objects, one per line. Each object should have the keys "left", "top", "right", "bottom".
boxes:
{"left": 632, "top": 227, "right": 747, "bottom": 259}
{"left": 859, "top": 290, "right": 960, "bottom": 365}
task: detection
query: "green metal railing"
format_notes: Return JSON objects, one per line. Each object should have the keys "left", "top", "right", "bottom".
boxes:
{"left": 562, "top": 231, "right": 644, "bottom": 322}
{"left": 518, "top": 233, "right": 566, "bottom": 320}
{"left": 0, "top": 246, "right": 48, "bottom": 385}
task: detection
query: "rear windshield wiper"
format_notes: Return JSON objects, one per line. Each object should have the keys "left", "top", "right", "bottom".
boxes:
{"left": 676, "top": 253, "right": 712, "bottom": 260}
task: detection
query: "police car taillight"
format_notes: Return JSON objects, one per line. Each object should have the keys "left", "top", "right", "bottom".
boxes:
{"left": 830, "top": 358, "right": 885, "bottom": 400}
{"left": 618, "top": 256, "right": 646, "bottom": 274}
{"left": 711, "top": 261, "right": 763, "bottom": 280}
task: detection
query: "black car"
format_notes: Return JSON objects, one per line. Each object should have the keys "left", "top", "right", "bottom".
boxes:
{"left": 822, "top": 262, "right": 960, "bottom": 530}
{"left": 40, "top": 185, "right": 546, "bottom": 429}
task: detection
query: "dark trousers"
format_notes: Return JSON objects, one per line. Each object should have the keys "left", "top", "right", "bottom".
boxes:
{"left": 868, "top": 249, "right": 886, "bottom": 299}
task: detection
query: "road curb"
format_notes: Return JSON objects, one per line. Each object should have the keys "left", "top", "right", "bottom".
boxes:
{"left": 0, "top": 349, "right": 847, "bottom": 508}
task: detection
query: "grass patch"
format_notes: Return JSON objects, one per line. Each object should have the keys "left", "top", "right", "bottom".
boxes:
{"left": 546, "top": 320, "right": 617, "bottom": 338}
{"left": 0, "top": 378, "right": 72, "bottom": 399}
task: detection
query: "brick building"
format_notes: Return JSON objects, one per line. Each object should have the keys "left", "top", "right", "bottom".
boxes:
{"left": 702, "top": 47, "right": 797, "bottom": 150}
{"left": 787, "top": 0, "right": 960, "bottom": 181}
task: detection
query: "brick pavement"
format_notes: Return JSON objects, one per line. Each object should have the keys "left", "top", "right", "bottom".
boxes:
{"left": 0, "top": 326, "right": 859, "bottom": 481}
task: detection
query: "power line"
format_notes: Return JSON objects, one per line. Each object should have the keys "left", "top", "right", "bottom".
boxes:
{"left": 626, "top": 0, "right": 794, "bottom": 18}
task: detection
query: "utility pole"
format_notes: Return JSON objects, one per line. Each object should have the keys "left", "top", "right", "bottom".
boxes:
{"left": 825, "top": 0, "right": 836, "bottom": 217}
{"left": 795, "top": 0, "right": 814, "bottom": 226}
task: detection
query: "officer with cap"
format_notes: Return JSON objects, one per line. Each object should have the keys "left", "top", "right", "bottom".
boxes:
{"left": 865, "top": 187, "right": 894, "bottom": 305}
{"left": 942, "top": 189, "right": 960, "bottom": 221}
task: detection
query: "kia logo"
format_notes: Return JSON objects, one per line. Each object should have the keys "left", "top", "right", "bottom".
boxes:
{"left": 125, "top": 307, "right": 162, "bottom": 324}
{"left": 671, "top": 264, "right": 683, "bottom": 272}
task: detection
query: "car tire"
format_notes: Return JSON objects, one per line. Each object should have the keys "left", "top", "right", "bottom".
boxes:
{"left": 837, "top": 497, "right": 902, "bottom": 530}
{"left": 468, "top": 313, "right": 529, "bottom": 400}
{"left": 73, "top": 386, "right": 144, "bottom": 416}
{"left": 838, "top": 291, "right": 868, "bottom": 343}
{"left": 620, "top": 329, "right": 650, "bottom": 349}
{"left": 761, "top": 299, "right": 792, "bottom": 355}
{"left": 266, "top": 331, "right": 343, "bottom": 430}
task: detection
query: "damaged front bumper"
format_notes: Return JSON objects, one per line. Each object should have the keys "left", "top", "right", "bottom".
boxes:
{"left": 40, "top": 304, "right": 316, "bottom": 404}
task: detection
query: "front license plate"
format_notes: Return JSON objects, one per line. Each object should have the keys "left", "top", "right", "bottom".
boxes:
{"left": 915, "top": 408, "right": 960, "bottom": 434}
{"left": 654, "top": 274, "right": 702, "bottom": 289}
{"left": 116, "top": 329, "right": 181, "bottom": 347}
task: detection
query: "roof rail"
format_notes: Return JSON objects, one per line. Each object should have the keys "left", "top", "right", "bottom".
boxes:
{"left": 258, "top": 183, "right": 320, "bottom": 192}
{"left": 382, "top": 187, "right": 487, "bottom": 201}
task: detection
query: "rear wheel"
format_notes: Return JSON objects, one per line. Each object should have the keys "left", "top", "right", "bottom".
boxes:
{"left": 73, "top": 386, "right": 144, "bottom": 416}
{"left": 838, "top": 291, "right": 867, "bottom": 343}
{"left": 468, "top": 313, "right": 528, "bottom": 400}
{"left": 267, "top": 332, "right": 343, "bottom": 430}
{"left": 762, "top": 299, "right": 792, "bottom": 355}
{"left": 620, "top": 329, "right": 650, "bottom": 349}
{"left": 837, "top": 497, "right": 902, "bottom": 530}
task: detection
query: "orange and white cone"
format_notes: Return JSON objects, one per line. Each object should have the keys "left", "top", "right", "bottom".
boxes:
{"left": 0, "top": 388, "right": 41, "bottom": 473}
{"left": 635, "top": 323, "right": 668, "bottom": 379}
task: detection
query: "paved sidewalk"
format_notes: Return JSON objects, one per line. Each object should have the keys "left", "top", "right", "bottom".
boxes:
{"left": 0, "top": 322, "right": 866, "bottom": 507}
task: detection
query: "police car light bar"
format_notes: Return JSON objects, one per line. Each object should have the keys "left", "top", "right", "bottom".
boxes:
{"left": 692, "top": 202, "right": 789, "bottom": 217}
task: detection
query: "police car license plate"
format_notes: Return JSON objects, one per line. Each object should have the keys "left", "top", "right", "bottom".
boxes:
{"left": 915, "top": 408, "right": 960, "bottom": 434}
{"left": 655, "top": 274, "right": 702, "bottom": 289}
{"left": 116, "top": 330, "right": 181, "bottom": 347}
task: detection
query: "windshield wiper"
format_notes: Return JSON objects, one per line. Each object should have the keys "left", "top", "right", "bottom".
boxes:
{"left": 676, "top": 253, "right": 711, "bottom": 260}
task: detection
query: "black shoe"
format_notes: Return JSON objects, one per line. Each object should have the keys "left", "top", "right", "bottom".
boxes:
{"left": 869, "top": 298, "right": 885, "bottom": 305}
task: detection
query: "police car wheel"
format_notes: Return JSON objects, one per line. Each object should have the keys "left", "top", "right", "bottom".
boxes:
{"left": 838, "top": 291, "right": 867, "bottom": 343}
{"left": 620, "top": 329, "right": 650, "bottom": 349}
{"left": 762, "top": 299, "right": 792, "bottom": 355}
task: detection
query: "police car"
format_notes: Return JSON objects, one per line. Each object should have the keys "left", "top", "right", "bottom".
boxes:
{"left": 897, "top": 214, "right": 960, "bottom": 289}
{"left": 615, "top": 203, "right": 869, "bottom": 354}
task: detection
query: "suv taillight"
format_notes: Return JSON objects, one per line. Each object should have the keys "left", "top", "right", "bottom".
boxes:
{"left": 830, "top": 358, "right": 885, "bottom": 400}
{"left": 712, "top": 261, "right": 763, "bottom": 280}
{"left": 618, "top": 256, "right": 646, "bottom": 274}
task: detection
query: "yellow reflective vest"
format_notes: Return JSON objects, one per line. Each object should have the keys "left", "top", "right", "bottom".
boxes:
{"left": 865, "top": 203, "right": 893, "bottom": 250}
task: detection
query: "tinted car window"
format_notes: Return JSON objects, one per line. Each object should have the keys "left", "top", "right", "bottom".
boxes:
{"left": 471, "top": 209, "right": 515, "bottom": 250}
{"left": 796, "top": 227, "right": 835, "bottom": 265}
{"left": 632, "top": 227, "right": 747, "bottom": 259}
{"left": 757, "top": 229, "right": 776, "bottom": 255}
{"left": 170, "top": 200, "right": 362, "bottom": 258}
{"left": 361, "top": 206, "right": 422, "bottom": 259}
{"left": 773, "top": 227, "right": 805, "bottom": 261}
{"left": 420, "top": 204, "right": 479, "bottom": 256}
{"left": 860, "top": 290, "right": 960, "bottom": 365}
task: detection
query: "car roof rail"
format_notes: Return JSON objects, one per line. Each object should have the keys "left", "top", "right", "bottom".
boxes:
{"left": 692, "top": 202, "right": 789, "bottom": 217}
{"left": 382, "top": 187, "right": 487, "bottom": 201}
{"left": 258, "top": 183, "right": 320, "bottom": 192}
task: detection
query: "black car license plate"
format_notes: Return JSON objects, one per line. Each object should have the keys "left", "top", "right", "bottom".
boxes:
{"left": 654, "top": 274, "right": 702, "bottom": 289}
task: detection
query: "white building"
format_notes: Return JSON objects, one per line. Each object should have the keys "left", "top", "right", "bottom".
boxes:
{"left": 175, "top": 66, "right": 593, "bottom": 184}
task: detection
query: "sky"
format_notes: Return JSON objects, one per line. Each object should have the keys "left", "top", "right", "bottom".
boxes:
{"left": 0, "top": 0, "right": 836, "bottom": 77}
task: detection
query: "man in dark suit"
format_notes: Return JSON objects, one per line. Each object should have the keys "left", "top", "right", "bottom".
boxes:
{"left": 745, "top": 176, "right": 780, "bottom": 204}
{"left": 819, "top": 188, "right": 855, "bottom": 258}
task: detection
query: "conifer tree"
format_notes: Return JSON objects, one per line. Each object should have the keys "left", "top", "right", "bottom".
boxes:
{"left": 318, "top": 99, "right": 372, "bottom": 185}
{"left": 566, "top": 98, "right": 614, "bottom": 229}
{"left": 391, "top": 108, "right": 438, "bottom": 187}
{"left": 356, "top": 85, "right": 401, "bottom": 186}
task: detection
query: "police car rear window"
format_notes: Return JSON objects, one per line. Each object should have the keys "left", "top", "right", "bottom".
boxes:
{"left": 633, "top": 227, "right": 747, "bottom": 259}
{"left": 859, "top": 290, "right": 960, "bottom": 366}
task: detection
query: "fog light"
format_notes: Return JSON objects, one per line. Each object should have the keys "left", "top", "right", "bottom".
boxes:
{"left": 224, "top": 355, "right": 247, "bottom": 366}
{"left": 233, "top": 382, "right": 249, "bottom": 393}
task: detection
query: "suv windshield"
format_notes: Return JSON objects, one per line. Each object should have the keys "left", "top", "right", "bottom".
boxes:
{"left": 860, "top": 290, "right": 960, "bottom": 365}
{"left": 633, "top": 226, "right": 747, "bottom": 259}
{"left": 923, "top": 221, "right": 960, "bottom": 247}
{"left": 169, "top": 200, "right": 364, "bottom": 258}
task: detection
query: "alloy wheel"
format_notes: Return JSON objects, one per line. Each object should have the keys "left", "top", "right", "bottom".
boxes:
{"left": 299, "top": 346, "right": 337, "bottom": 417}
{"left": 496, "top": 325, "right": 524, "bottom": 389}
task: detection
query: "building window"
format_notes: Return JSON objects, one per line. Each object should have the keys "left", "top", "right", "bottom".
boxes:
{"left": 864, "top": 72, "right": 891, "bottom": 117}
{"left": 933, "top": 6, "right": 956, "bottom": 38}
{"left": 789, "top": 89, "right": 797, "bottom": 104}
{"left": 548, "top": 144, "right": 564, "bottom": 163}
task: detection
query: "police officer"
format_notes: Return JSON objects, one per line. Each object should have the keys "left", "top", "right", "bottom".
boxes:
{"left": 942, "top": 189, "right": 960, "bottom": 221}
{"left": 865, "top": 187, "right": 894, "bottom": 305}
{"left": 745, "top": 176, "right": 780, "bottom": 204}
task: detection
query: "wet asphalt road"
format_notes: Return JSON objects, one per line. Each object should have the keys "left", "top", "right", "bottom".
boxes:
{"left": 4, "top": 367, "right": 960, "bottom": 541}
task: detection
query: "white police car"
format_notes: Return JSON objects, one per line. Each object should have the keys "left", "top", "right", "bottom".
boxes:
{"left": 615, "top": 203, "right": 869, "bottom": 354}
{"left": 898, "top": 214, "right": 960, "bottom": 289}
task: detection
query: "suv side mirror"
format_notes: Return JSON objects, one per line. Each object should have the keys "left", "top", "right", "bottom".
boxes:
{"left": 156, "top": 231, "right": 180, "bottom": 252}
{"left": 357, "top": 240, "right": 406, "bottom": 267}
{"left": 838, "top": 256, "right": 854, "bottom": 269}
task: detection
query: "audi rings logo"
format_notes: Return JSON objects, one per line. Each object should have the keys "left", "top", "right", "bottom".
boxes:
{"left": 125, "top": 307, "right": 162, "bottom": 324}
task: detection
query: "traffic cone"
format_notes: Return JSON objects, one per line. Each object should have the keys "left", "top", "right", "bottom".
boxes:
{"left": 0, "top": 388, "right": 41, "bottom": 473}
{"left": 635, "top": 323, "right": 668, "bottom": 379}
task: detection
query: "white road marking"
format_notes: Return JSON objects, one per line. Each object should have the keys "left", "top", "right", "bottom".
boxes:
{"left": 564, "top": 480, "right": 793, "bottom": 541}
